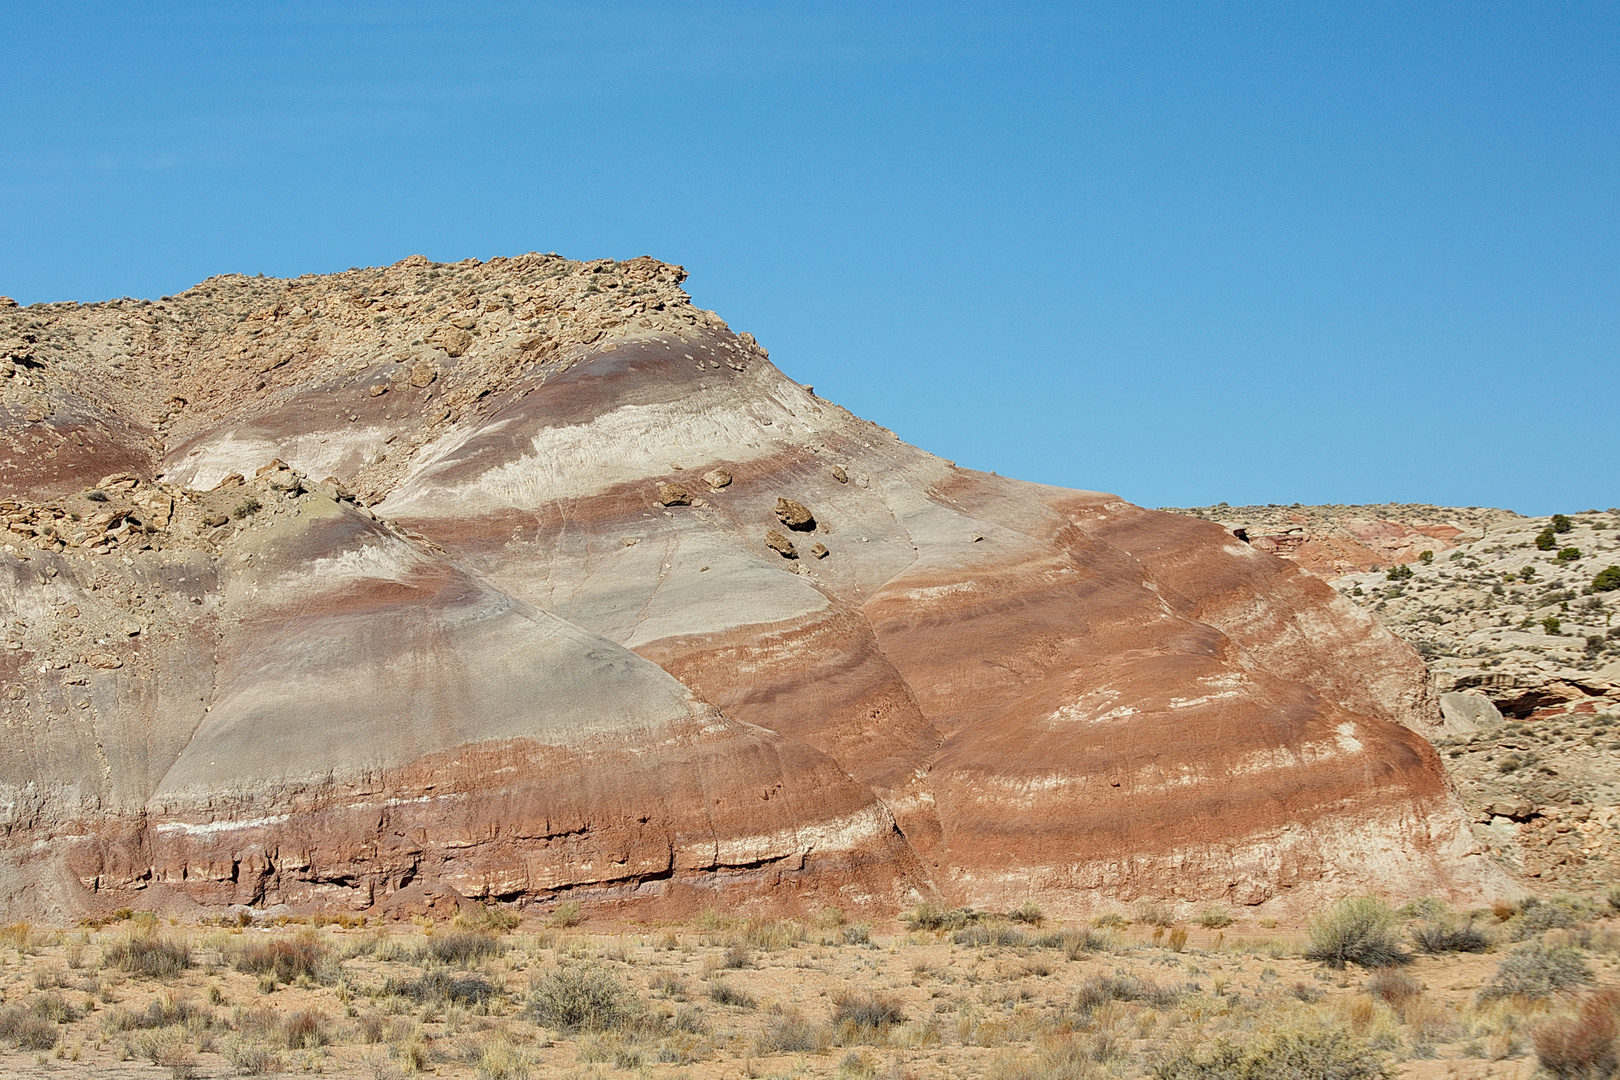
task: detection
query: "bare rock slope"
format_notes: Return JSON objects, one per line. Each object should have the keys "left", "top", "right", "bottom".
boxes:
{"left": 0, "top": 256, "right": 1510, "bottom": 918}
{"left": 1168, "top": 502, "right": 1620, "bottom": 891}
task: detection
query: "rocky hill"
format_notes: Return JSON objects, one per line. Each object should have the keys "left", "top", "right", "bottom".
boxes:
{"left": 0, "top": 256, "right": 1511, "bottom": 920}
{"left": 1168, "top": 502, "right": 1620, "bottom": 892}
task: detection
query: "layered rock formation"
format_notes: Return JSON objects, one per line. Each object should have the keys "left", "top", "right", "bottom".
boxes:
{"left": 0, "top": 256, "right": 1511, "bottom": 919}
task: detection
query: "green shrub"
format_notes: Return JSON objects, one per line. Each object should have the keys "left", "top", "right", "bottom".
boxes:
{"left": 1593, "top": 566, "right": 1620, "bottom": 592}
{"left": 1419, "top": 550, "right": 1434, "bottom": 564}
{"left": 1151, "top": 1025, "right": 1393, "bottom": 1080}
{"left": 1386, "top": 563, "right": 1414, "bottom": 581}
{"left": 1558, "top": 547, "right": 1583, "bottom": 563}
{"left": 527, "top": 964, "right": 635, "bottom": 1032}
{"left": 1305, "top": 897, "right": 1407, "bottom": 970}
{"left": 1479, "top": 942, "right": 1593, "bottom": 1001}
{"left": 1538, "top": 529, "right": 1559, "bottom": 550}
{"left": 233, "top": 496, "right": 261, "bottom": 520}
{"left": 1544, "top": 616, "right": 1563, "bottom": 635}
{"left": 1198, "top": 907, "right": 1235, "bottom": 929}
{"left": 1554, "top": 514, "right": 1574, "bottom": 533}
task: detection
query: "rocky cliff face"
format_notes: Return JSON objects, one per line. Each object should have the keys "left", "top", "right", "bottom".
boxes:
{"left": 0, "top": 255, "right": 1511, "bottom": 919}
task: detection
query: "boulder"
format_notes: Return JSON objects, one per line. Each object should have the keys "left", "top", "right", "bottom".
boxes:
{"left": 1440, "top": 691, "right": 1504, "bottom": 731}
{"left": 775, "top": 497, "right": 815, "bottom": 531}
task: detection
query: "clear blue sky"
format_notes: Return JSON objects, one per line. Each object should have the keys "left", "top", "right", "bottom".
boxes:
{"left": 3, "top": 4, "right": 1615, "bottom": 514}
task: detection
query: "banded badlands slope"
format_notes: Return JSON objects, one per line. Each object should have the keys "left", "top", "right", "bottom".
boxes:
{"left": 0, "top": 255, "right": 1510, "bottom": 920}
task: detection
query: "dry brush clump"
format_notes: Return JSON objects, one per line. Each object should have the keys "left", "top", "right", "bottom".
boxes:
{"left": 104, "top": 925, "right": 194, "bottom": 979}
{"left": 1534, "top": 989, "right": 1620, "bottom": 1080}
{"left": 1479, "top": 941, "right": 1594, "bottom": 1001}
{"left": 1305, "top": 897, "right": 1409, "bottom": 970}
{"left": 1150, "top": 1024, "right": 1394, "bottom": 1080}
{"left": 527, "top": 962, "right": 638, "bottom": 1032}
{"left": 231, "top": 929, "right": 335, "bottom": 985}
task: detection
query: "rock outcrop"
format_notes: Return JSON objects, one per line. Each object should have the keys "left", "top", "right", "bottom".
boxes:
{"left": 0, "top": 257, "right": 1511, "bottom": 919}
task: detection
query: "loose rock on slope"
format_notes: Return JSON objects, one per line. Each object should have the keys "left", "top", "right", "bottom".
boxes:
{"left": 0, "top": 257, "right": 1510, "bottom": 919}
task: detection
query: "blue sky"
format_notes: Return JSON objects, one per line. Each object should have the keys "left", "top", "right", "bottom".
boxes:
{"left": 3, "top": 3, "right": 1615, "bottom": 514}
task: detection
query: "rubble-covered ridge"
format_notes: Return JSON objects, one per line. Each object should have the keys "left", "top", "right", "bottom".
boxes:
{"left": 1163, "top": 502, "right": 1526, "bottom": 579}
{"left": 0, "top": 253, "right": 729, "bottom": 504}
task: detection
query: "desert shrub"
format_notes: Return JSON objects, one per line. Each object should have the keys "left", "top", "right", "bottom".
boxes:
{"left": 0, "top": 1006, "right": 60, "bottom": 1050}
{"left": 841, "top": 923, "right": 872, "bottom": 945}
{"left": 421, "top": 928, "right": 503, "bottom": 966}
{"left": 1544, "top": 616, "right": 1564, "bottom": 635}
{"left": 225, "top": 1035, "right": 282, "bottom": 1075}
{"left": 1093, "top": 912, "right": 1130, "bottom": 930}
{"left": 473, "top": 1034, "right": 533, "bottom": 1080}
{"left": 28, "top": 991, "right": 81, "bottom": 1024}
{"left": 1198, "top": 907, "right": 1234, "bottom": 929}
{"left": 1364, "top": 969, "right": 1421, "bottom": 1010}
{"left": 1135, "top": 900, "right": 1177, "bottom": 927}
{"left": 1479, "top": 942, "right": 1593, "bottom": 1001}
{"left": 1554, "top": 514, "right": 1574, "bottom": 533}
{"left": 105, "top": 994, "right": 201, "bottom": 1032}
{"left": 954, "top": 924, "right": 1029, "bottom": 948}
{"left": 1150, "top": 1024, "right": 1392, "bottom": 1080}
{"left": 1305, "top": 897, "right": 1408, "bottom": 970}
{"left": 1033, "top": 927, "right": 1105, "bottom": 958}
{"left": 757, "top": 1006, "right": 827, "bottom": 1053}
{"left": 281, "top": 1008, "right": 330, "bottom": 1049}
{"left": 649, "top": 971, "right": 688, "bottom": 999}
{"left": 1167, "top": 927, "right": 1189, "bottom": 952}
{"left": 528, "top": 963, "right": 636, "bottom": 1032}
{"left": 1511, "top": 897, "right": 1584, "bottom": 940}
{"left": 548, "top": 900, "right": 582, "bottom": 927}
{"left": 1535, "top": 990, "right": 1620, "bottom": 1080}
{"left": 105, "top": 928, "right": 193, "bottom": 979}
{"left": 1008, "top": 901, "right": 1045, "bottom": 926}
{"left": 708, "top": 981, "right": 757, "bottom": 1008}
{"left": 742, "top": 918, "right": 805, "bottom": 951}
{"left": 1075, "top": 973, "right": 1182, "bottom": 1014}
{"left": 718, "top": 942, "right": 751, "bottom": 969}
{"left": 1410, "top": 916, "right": 1490, "bottom": 954}
{"left": 234, "top": 930, "right": 332, "bottom": 984}
{"left": 1538, "top": 529, "right": 1559, "bottom": 551}
{"left": 903, "top": 902, "right": 980, "bottom": 932}
{"left": 1558, "top": 547, "right": 1583, "bottom": 563}
{"left": 232, "top": 497, "right": 261, "bottom": 519}
{"left": 1593, "top": 566, "right": 1620, "bottom": 593}
{"left": 385, "top": 969, "right": 497, "bottom": 1006}
{"left": 455, "top": 904, "right": 520, "bottom": 932}
{"left": 832, "top": 992, "right": 905, "bottom": 1039}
